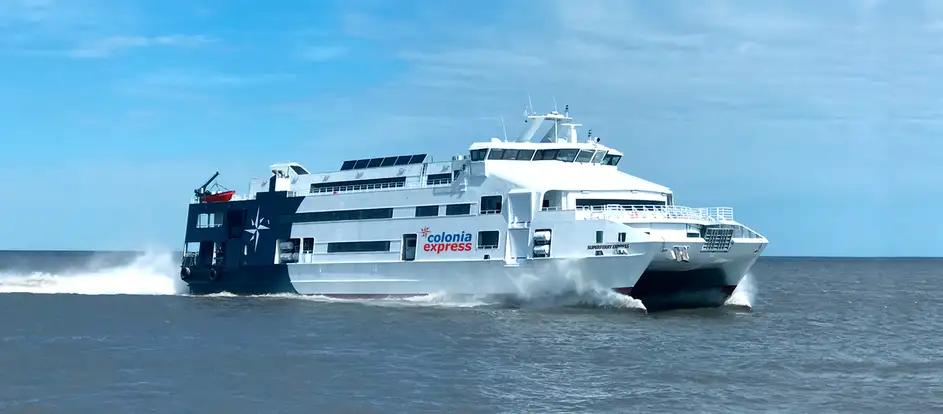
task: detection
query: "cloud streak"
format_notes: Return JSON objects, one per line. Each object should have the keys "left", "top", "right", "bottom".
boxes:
{"left": 68, "top": 34, "right": 215, "bottom": 58}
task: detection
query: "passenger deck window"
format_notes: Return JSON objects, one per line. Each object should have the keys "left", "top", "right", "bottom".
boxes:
{"left": 479, "top": 196, "right": 502, "bottom": 214}
{"left": 446, "top": 204, "right": 471, "bottom": 215}
{"left": 478, "top": 231, "right": 500, "bottom": 249}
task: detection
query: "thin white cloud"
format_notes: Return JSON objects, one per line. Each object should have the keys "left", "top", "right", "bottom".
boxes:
{"left": 68, "top": 34, "right": 215, "bottom": 58}
{"left": 294, "top": 45, "right": 346, "bottom": 62}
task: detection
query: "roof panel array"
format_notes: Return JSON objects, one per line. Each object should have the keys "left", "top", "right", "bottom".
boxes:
{"left": 340, "top": 154, "right": 427, "bottom": 171}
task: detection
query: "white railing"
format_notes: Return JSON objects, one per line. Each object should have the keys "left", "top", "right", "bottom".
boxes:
{"left": 564, "top": 204, "right": 735, "bottom": 222}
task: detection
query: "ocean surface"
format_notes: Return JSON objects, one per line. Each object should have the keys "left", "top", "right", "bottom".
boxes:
{"left": 0, "top": 250, "right": 940, "bottom": 413}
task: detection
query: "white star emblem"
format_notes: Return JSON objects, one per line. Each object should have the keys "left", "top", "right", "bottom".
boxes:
{"left": 244, "top": 208, "right": 270, "bottom": 251}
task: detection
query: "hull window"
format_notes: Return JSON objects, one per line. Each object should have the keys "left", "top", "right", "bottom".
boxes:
{"left": 445, "top": 204, "right": 471, "bottom": 216}
{"left": 478, "top": 231, "right": 499, "bottom": 250}
{"left": 415, "top": 205, "right": 440, "bottom": 217}
{"left": 479, "top": 196, "right": 502, "bottom": 214}
{"left": 327, "top": 241, "right": 392, "bottom": 253}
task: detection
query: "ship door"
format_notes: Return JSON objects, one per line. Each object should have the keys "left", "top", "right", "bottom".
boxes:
{"left": 402, "top": 234, "right": 417, "bottom": 261}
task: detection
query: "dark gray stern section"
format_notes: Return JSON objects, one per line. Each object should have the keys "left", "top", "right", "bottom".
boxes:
{"left": 179, "top": 190, "right": 305, "bottom": 295}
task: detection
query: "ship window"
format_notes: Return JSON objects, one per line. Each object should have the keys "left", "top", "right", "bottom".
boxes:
{"left": 555, "top": 149, "right": 579, "bottom": 162}
{"left": 327, "top": 241, "right": 392, "bottom": 253}
{"left": 310, "top": 176, "right": 407, "bottom": 193}
{"left": 367, "top": 158, "right": 383, "bottom": 168}
{"left": 480, "top": 196, "right": 502, "bottom": 214}
{"left": 596, "top": 231, "right": 604, "bottom": 243}
{"left": 575, "top": 150, "right": 595, "bottom": 163}
{"left": 618, "top": 232, "right": 626, "bottom": 242}
{"left": 353, "top": 159, "right": 370, "bottom": 169}
{"left": 286, "top": 208, "right": 394, "bottom": 223}
{"left": 415, "top": 205, "right": 439, "bottom": 217}
{"left": 591, "top": 150, "right": 607, "bottom": 164}
{"left": 487, "top": 148, "right": 505, "bottom": 159}
{"left": 470, "top": 149, "right": 488, "bottom": 161}
{"left": 517, "top": 149, "right": 536, "bottom": 161}
{"left": 534, "top": 149, "right": 557, "bottom": 160}
{"left": 501, "top": 149, "right": 520, "bottom": 160}
{"left": 380, "top": 157, "right": 397, "bottom": 167}
{"left": 408, "top": 154, "right": 427, "bottom": 164}
{"left": 341, "top": 160, "right": 356, "bottom": 170}
{"left": 445, "top": 203, "right": 471, "bottom": 216}
{"left": 302, "top": 238, "right": 314, "bottom": 254}
{"left": 427, "top": 173, "right": 451, "bottom": 186}
{"left": 290, "top": 165, "right": 310, "bottom": 175}
{"left": 394, "top": 156, "right": 411, "bottom": 165}
{"left": 602, "top": 154, "right": 622, "bottom": 166}
{"left": 576, "top": 199, "right": 666, "bottom": 208}
{"left": 478, "top": 231, "right": 499, "bottom": 249}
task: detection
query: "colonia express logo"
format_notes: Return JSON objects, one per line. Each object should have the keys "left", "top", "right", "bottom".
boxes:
{"left": 420, "top": 226, "right": 473, "bottom": 254}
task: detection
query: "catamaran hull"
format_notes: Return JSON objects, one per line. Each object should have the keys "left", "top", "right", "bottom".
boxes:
{"left": 181, "top": 253, "right": 655, "bottom": 299}
{"left": 625, "top": 241, "right": 766, "bottom": 311}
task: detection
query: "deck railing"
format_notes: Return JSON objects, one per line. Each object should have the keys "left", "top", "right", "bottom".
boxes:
{"left": 554, "top": 204, "right": 735, "bottom": 222}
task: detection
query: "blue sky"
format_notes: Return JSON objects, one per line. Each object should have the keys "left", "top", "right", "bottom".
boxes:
{"left": 1, "top": 0, "right": 939, "bottom": 256}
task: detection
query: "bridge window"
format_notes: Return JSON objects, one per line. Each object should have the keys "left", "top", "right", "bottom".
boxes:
{"left": 591, "top": 150, "right": 607, "bottom": 164}
{"left": 470, "top": 149, "right": 488, "bottom": 161}
{"left": 480, "top": 196, "right": 502, "bottom": 214}
{"left": 416, "top": 205, "right": 439, "bottom": 217}
{"left": 353, "top": 159, "right": 370, "bottom": 169}
{"left": 575, "top": 150, "right": 595, "bottom": 163}
{"left": 555, "top": 149, "right": 579, "bottom": 162}
{"left": 341, "top": 160, "right": 356, "bottom": 170}
{"left": 367, "top": 158, "right": 383, "bottom": 168}
{"left": 445, "top": 203, "right": 471, "bottom": 216}
{"left": 487, "top": 148, "right": 505, "bottom": 160}
{"left": 534, "top": 149, "right": 557, "bottom": 160}
{"left": 327, "top": 241, "right": 391, "bottom": 253}
{"left": 478, "top": 231, "right": 499, "bottom": 249}
{"left": 517, "top": 149, "right": 536, "bottom": 160}
{"left": 602, "top": 154, "right": 622, "bottom": 166}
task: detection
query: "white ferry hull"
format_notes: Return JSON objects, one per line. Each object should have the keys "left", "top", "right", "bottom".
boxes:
{"left": 287, "top": 253, "right": 654, "bottom": 298}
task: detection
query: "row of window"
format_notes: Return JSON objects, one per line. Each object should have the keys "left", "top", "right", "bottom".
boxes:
{"left": 469, "top": 147, "right": 622, "bottom": 166}
{"left": 284, "top": 231, "right": 501, "bottom": 256}
{"left": 284, "top": 208, "right": 394, "bottom": 224}
{"left": 310, "top": 177, "right": 407, "bottom": 194}
{"left": 285, "top": 196, "right": 503, "bottom": 223}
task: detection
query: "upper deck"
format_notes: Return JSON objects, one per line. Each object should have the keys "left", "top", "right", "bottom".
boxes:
{"left": 207, "top": 106, "right": 671, "bottom": 204}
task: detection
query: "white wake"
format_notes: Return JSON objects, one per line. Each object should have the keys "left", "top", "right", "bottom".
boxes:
{"left": 724, "top": 271, "right": 756, "bottom": 309}
{"left": 0, "top": 250, "right": 185, "bottom": 295}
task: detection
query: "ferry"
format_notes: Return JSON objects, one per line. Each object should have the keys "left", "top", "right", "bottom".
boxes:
{"left": 178, "top": 106, "right": 768, "bottom": 310}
